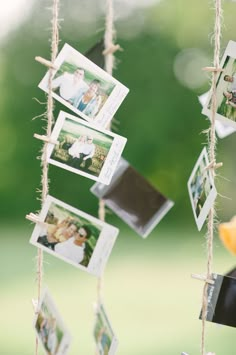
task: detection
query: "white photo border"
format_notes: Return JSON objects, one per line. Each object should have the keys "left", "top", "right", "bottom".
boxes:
{"left": 199, "top": 92, "right": 236, "bottom": 138}
{"left": 202, "top": 40, "right": 236, "bottom": 129}
{"left": 91, "top": 157, "right": 174, "bottom": 238}
{"left": 29, "top": 195, "right": 119, "bottom": 277}
{"left": 187, "top": 147, "right": 217, "bottom": 231}
{"left": 34, "top": 288, "right": 71, "bottom": 355}
{"left": 38, "top": 43, "right": 129, "bottom": 128}
{"left": 47, "top": 111, "right": 127, "bottom": 185}
{"left": 94, "top": 303, "right": 118, "bottom": 355}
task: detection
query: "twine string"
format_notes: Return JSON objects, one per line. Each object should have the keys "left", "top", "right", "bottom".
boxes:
{"left": 201, "top": 1, "right": 222, "bottom": 354}
{"left": 35, "top": 1, "right": 60, "bottom": 354}
{"left": 97, "top": 0, "right": 115, "bottom": 304}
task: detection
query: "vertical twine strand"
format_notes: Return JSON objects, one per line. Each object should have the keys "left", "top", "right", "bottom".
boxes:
{"left": 201, "top": 1, "right": 222, "bottom": 354}
{"left": 35, "top": 1, "right": 60, "bottom": 354}
{"left": 97, "top": 0, "right": 115, "bottom": 303}
{"left": 104, "top": 0, "right": 115, "bottom": 77}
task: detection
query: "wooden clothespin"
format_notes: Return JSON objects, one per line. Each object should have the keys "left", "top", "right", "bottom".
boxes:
{"left": 191, "top": 273, "right": 215, "bottom": 285}
{"left": 25, "top": 212, "right": 45, "bottom": 225}
{"left": 34, "top": 133, "right": 59, "bottom": 145}
{"left": 102, "top": 43, "right": 123, "bottom": 56}
{"left": 35, "top": 56, "right": 58, "bottom": 70}
{"left": 204, "top": 160, "right": 223, "bottom": 171}
{"left": 202, "top": 66, "right": 224, "bottom": 73}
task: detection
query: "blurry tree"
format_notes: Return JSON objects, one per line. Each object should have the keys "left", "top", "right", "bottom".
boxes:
{"left": 0, "top": 0, "right": 235, "bottom": 226}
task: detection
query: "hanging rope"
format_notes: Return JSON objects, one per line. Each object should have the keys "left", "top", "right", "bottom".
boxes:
{"left": 35, "top": 1, "right": 60, "bottom": 354}
{"left": 97, "top": 0, "right": 116, "bottom": 303}
{"left": 201, "top": 1, "right": 222, "bottom": 354}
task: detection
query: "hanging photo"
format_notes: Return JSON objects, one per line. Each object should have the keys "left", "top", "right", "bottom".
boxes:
{"left": 94, "top": 303, "right": 118, "bottom": 355}
{"left": 29, "top": 195, "right": 118, "bottom": 277}
{"left": 187, "top": 147, "right": 217, "bottom": 231}
{"left": 198, "top": 92, "right": 236, "bottom": 138}
{"left": 199, "top": 273, "right": 236, "bottom": 328}
{"left": 34, "top": 288, "right": 71, "bottom": 355}
{"left": 91, "top": 158, "right": 174, "bottom": 238}
{"left": 202, "top": 40, "right": 236, "bottom": 129}
{"left": 38, "top": 43, "right": 129, "bottom": 128}
{"left": 47, "top": 111, "right": 127, "bottom": 185}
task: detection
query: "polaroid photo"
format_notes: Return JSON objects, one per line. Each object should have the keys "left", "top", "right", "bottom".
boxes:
{"left": 187, "top": 147, "right": 217, "bottom": 231}
{"left": 34, "top": 288, "right": 71, "bottom": 355}
{"left": 199, "top": 273, "right": 236, "bottom": 328}
{"left": 91, "top": 158, "right": 174, "bottom": 238}
{"left": 47, "top": 111, "right": 127, "bottom": 185}
{"left": 198, "top": 92, "right": 236, "bottom": 138}
{"left": 29, "top": 195, "right": 119, "bottom": 277}
{"left": 94, "top": 303, "right": 118, "bottom": 355}
{"left": 38, "top": 43, "right": 129, "bottom": 128}
{"left": 202, "top": 40, "right": 236, "bottom": 129}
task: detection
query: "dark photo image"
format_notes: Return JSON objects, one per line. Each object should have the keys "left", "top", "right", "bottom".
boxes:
{"left": 200, "top": 274, "right": 236, "bottom": 328}
{"left": 91, "top": 158, "right": 174, "bottom": 238}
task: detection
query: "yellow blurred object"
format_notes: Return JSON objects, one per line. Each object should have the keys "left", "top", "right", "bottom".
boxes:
{"left": 218, "top": 217, "right": 236, "bottom": 255}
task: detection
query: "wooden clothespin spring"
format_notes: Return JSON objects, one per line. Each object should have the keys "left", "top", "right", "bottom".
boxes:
{"left": 191, "top": 273, "right": 215, "bottom": 285}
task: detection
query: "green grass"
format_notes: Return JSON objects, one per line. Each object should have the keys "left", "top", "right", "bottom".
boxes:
{"left": 1, "top": 223, "right": 235, "bottom": 354}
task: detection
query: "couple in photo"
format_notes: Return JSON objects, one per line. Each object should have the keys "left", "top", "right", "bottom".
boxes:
{"left": 68, "top": 134, "right": 95, "bottom": 172}
{"left": 52, "top": 67, "right": 102, "bottom": 118}
{"left": 223, "top": 74, "right": 236, "bottom": 110}
{"left": 37, "top": 217, "right": 92, "bottom": 265}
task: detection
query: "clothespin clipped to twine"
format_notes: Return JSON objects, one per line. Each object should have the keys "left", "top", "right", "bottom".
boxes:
{"left": 34, "top": 133, "right": 59, "bottom": 145}
{"left": 191, "top": 273, "right": 215, "bottom": 285}
{"left": 102, "top": 43, "right": 123, "bottom": 56}
{"left": 25, "top": 212, "right": 45, "bottom": 225}
{"left": 204, "top": 160, "right": 223, "bottom": 171}
{"left": 35, "top": 56, "right": 58, "bottom": 70}
{"left": 202, "top": 66, "right": 224, "bottom": 73}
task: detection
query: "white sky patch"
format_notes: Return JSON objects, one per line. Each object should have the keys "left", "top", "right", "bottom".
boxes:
{"left": 63, "top": 119, "right": 113, "bottom": 144}
{"left": 0, "top": 0, "right": 35, "bottom": 43}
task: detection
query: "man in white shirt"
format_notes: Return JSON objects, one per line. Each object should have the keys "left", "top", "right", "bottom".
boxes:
{"left": 69, "top": 135, "right": 95, "bottom": 172}
{"left": 54, "top": 225, "right": 91, "bottom": 265}
{"left": 52, "top": 68, "right": 88, "bottom": 101}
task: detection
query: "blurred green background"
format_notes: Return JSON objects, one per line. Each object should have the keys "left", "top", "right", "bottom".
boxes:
{"left": 1, "top": 0, "right": 236, "bottom": 354}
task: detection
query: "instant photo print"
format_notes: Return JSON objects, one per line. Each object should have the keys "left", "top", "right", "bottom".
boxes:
{"left": 39, "top": 43, "right": 129, "bottom": 128}
{"left": 199, "top": 273, "right": 236, "bottom": 328}
{"left": 34, "top": 288, "right": 71, "bottom": 355}
{"left": 29, "top": 195, "right": 119, "bottom": 277}
{"left": 91, "top": 158, "right": 174, "bottom": 238}
{"left": 202, "top": 40, "right": 236, "bottom": 129}
{"left": 187, "top": 147, "right": 217, "bottom": 231}
{"left": 94, "top": 303, "right": 118, "bottom": 355}
{"left": 47, "top": 111, "right": 127, "bottom": 185}
{"left": 198, "top": 92, "right": 236, "bottom": 138}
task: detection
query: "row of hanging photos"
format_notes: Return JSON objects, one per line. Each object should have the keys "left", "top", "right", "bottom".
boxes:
{"left": 28, "top": 39, "right": 175, "bottom": 355}
{"left": 28, "top": 37, "right": 236, "bottom": 353}
{"left": 183, "top": 40, "right": 236, "bottom": 354}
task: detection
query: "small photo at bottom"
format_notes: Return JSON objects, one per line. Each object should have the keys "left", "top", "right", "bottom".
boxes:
{"left": 34, "top": 288, "right": 71, "bottom": 355}
{"left": 94, "top": 303, "right": 118, "bottom": 355}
